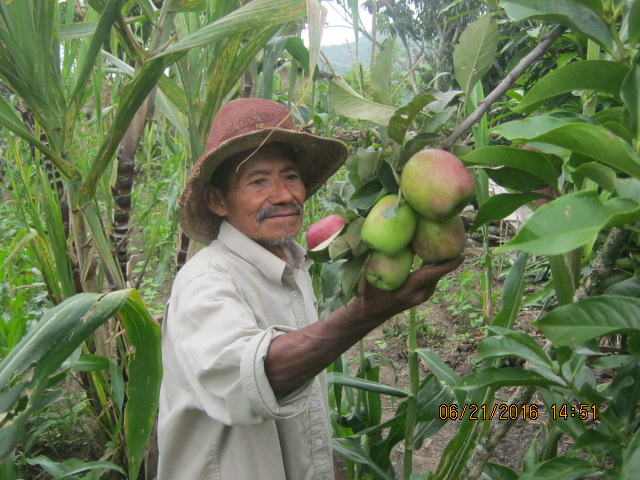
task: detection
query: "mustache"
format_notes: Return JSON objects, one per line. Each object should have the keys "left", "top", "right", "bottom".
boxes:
{"left": 256, "top": 202, "right": 303, "bottom": 223}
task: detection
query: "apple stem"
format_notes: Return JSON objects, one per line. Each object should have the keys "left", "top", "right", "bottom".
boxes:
{"left": 403, "top": 307, "right": 420, "bottom": 480}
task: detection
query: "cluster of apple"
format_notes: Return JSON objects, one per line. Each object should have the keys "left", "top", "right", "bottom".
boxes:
{"left": 306, "top": 148, "right": 475, "bottom": 291}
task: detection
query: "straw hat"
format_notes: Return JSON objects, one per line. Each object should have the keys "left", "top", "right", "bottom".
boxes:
{"left": 178, "top": 98, "right": 349, "bottom": 244}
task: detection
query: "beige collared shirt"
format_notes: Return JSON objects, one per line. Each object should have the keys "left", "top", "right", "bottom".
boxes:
{"left": 158, "top": 221, "right": 334, "bottom": 480}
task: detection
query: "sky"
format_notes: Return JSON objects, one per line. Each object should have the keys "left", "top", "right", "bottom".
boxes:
{"left": 304, "top": 0, "right": 373, "bottom": 47}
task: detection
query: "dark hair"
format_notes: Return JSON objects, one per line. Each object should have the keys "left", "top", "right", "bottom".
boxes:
{"left": 208, "top": 142, "right": 297, "bottom": 194}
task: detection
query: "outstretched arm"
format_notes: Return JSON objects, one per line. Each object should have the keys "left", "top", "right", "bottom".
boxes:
{"left": 265, "top": 255, "right": 464, "bottom": 398}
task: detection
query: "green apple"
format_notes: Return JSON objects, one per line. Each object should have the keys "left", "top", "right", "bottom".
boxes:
{"left": 411, "top": 215, "right": 466, "bottom": 264}
{"left": 364, "top": 247, "right": 415, "bottom": 291}
{"left": 361, "top": 194, "right": 418, "bottom": 255}
{"left": 401, "top": 149, "right": 475, "bottom": 221}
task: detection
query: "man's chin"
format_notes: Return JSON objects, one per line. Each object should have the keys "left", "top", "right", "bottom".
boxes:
{"left": 259, "top": 232, "right": 296, "bottom": 248}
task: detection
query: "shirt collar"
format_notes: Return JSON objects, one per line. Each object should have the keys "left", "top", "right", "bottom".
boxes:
{"left": 216, "top": 220, "right": 311, "bottom": 283}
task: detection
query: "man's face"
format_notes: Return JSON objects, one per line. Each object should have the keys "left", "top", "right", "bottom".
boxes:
{"left": 204, "top": 143, "right": 306, "bottom": 254}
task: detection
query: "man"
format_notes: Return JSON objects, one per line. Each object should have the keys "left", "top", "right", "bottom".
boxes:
{"left": 158, "top": 98, "right": 463, "bottom": 480}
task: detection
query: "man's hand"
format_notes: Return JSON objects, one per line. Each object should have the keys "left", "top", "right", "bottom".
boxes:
{"left": 353, "top": 254, "right": 465, "bottom": 324}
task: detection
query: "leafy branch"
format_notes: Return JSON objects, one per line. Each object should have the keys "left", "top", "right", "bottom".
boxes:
{"left": 441, "top": 25, "right": 567, "bottom": 149}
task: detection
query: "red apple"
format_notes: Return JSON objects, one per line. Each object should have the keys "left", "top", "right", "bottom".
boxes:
{"left": 364, "top": 247, "right": 415, "bottom": 291}
{"left": 306, "top": 214, "right": 347, "bottom": 250}
{"left": 401, "top": 149, "right": 475, "bottom": 221}
{"left": 411, "top": 215, "right": 466, "bottom": 264}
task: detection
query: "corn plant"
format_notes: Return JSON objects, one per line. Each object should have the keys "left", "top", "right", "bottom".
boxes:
{"left": 0, "top": 289, "right": 160, "bottom": 479}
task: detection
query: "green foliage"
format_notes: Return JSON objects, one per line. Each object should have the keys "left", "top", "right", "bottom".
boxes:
{"left": 316, "top": 1, "right": 640, "bottom": 479}
{"left": 431, "top": 270, "right": 493, "bottom": 328}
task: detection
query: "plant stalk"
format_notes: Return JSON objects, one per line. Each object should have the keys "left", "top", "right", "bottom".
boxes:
{"left": 441, "top": 25, "right": 567, "bottom": 149}
{"left": 403, "top": 307, "right": 420, "bottom": 480}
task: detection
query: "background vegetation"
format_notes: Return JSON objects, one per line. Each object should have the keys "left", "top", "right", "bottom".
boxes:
{"left": 0, "top": 1, "right": 639, "bottom": 479}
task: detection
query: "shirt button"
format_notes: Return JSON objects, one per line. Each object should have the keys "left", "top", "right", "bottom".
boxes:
{"left": 311, "top": 400, "right": 319, "bottom": 409}
{"left": 291, "top": 291, "right": 298, "bottom": 297}
{"left": 315, "top": 439, "right": 323, "bottom": 447}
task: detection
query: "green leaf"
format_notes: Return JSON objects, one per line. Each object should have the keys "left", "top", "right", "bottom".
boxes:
{"left": 285, "top": 36, "right": 310, "bottom": 75}
{"left": 623, "top": 0, "right": 640, "bottom": 46}
{"left": 615, "top": 177, "right": 640, "bottom": 202}
{"left": 496, "top": 191, "right": 640, "bottom": 255}
{"left": 59, "top": 22, "right": 99, "bottom": 41}
{"left": 470, "top": 193, "right": 551, "bottom": 232}
{"left": 621, "top": 54, "right": 640, "bottom": 146}
{"left": 517, "top": 455, "right": 596, "bottom": 480}
{"left": 482, "top": 463, "right": 519, "bottom": 480}
{"left": 26, "top": 456, "right": 125, "bottom": 477}
{"left": 416, "top": 349, "right": 464, "bottom": 403}
{"left": 492, "top": 252, "right": 529, "bottom": 330}
{"left": 569, "top": 162, "right": 617, "bottom": 192}
{"left": 620, "top": 430, "right": 640, "bottom": 480}
{"left": 490, "top": 115, "right": 575, "bottom": 140}
{"left": 463, "top": 146, "right": 559, "bottom": 190}
{"left": 0, "top": 289, "right": 160, "bottom": 476}
{"left": 338, "top": 253, "right": 367, "bottom": 298}
{"left": 160, "top": 0, "right": 306, "bottom": 56}
{"left": 512, "top": 122, "right": 640, "bottom": 178}
{"left": 455, "top": 367, "right": 564, "bottom": 391}
{"left": 305, "top": 0, "right": 324, "bottom": 77}
{"left": 117, "top": 289, "right": 162, "bottom": 479}
{"left": 486, "top": 167, "right": 550, "bottom": 192}
{"left": 0, "top": 292, "right": 127, "bottom": 460}
{"left": 70, "top": 0, "right": 125, "bottom": 106}
{"left": 501, "top": 0, "right": 615, "bottom": 55}
{"left": 67, "top": 354, "right": 110, "bottom": 372}
{"left": 0, "top": 96, "right": 79, "bottom": 182}
{"left": 378, "top": 160, "right": 399, "bottom": 194}
{"left": 478, "top": 328, "right": 554, "bottom": 368}
{"left": 328, "top": 77, "right": 397, "bottom": 125}
{"left": 604, "top": 277, "right": 640, "bottom": 297}
{"left": 332, "top": 438, "right": 394, "bottom": 480}
{"left": 453, "top": 15, "right": 498, "bottom": 94}
{"left": 349, "top": 179, "right": 385, "bottom": 210}
{"left": 514, "top": 60, "right": 629, "bottom": 113}
{"left": 388, "top": 93, "right": 436, "bottom": 144}
{"left": 548, "top": 254, "right": 575, "bottom": 306}
{"left": 533, "top": 295, "right": 640, "bottom": 345}
{"left": 371, "top": 38, "right": 394, "bottom": 105}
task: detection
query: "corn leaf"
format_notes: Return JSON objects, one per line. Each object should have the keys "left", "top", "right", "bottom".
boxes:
{"left": 0, "top": 289, "right": 161, "bottom": 476}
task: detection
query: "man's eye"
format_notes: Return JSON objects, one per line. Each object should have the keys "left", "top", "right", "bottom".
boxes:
{"left": 286, "top": 173, "right": 300, "bottom": 181}
{"left": 251, "top": 178, "right": 267, "bottom": 185}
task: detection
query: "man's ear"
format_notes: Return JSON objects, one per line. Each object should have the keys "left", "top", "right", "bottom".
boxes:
{"left": 203, "top": 186, "right": 227, "bottom": 217}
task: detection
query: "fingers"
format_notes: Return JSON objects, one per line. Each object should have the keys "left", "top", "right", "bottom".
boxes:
{"left": 359, "top": 254, "right": 464, "bottom": 297}
{"left": 408, "top": 254, "right": 465, "bottom": 285}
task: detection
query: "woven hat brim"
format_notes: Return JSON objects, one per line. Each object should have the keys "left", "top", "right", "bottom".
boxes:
{"left": 178, "top": 128, "right": 348, "bottom": 244}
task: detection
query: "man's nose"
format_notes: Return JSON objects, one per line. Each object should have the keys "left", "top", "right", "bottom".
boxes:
{"left": 268, "top": 178, "right": 296, "bottom": 204}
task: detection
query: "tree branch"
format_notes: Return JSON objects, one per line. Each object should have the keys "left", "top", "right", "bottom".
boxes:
{"left": 573, "top": 226, "right": 634, "bottom": 301}
{"left": 441, "top": 25, "right": 567, "bottom": 150}
{"left": 459, "top": 386, "right": 536, "bottom": 480}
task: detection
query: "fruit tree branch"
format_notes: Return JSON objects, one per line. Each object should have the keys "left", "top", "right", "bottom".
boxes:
{"left": 573, "top": 226, "right": 634, "bottom": 301}
{"left": 441, "top": 25, "right": 567, "bottom": 150}
{"left": 458, "top": 386, "right": 536, "bottom": 480}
